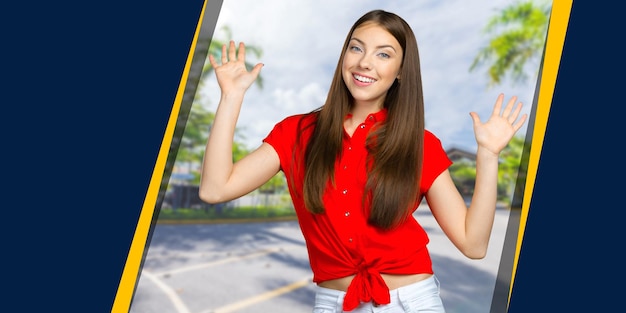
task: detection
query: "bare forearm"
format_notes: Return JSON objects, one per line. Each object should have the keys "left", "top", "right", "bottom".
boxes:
{"left": 465, "top": 146, "right": 500, "bottom": 256}
{"left": 199, "top": 92, "right": 245, "bottom": 202}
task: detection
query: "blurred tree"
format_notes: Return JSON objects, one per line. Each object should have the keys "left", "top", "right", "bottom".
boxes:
{"left": 469, "top": 0, "right": 551, "bottom": 87}
{"left": 174, "top": 104, "right": 250, "bottom": 184}
{"left": 449, "top": 161, "right": 477, "bottom": 198}
{"left": 171, "top": 25, "right": 288, "bottom": 208}
{"left": 450, "top": 1, "right": 551, "bottom": 205}
{"left": 498, "top": 134, "right": 526, "bottom": 201}
{"left": 173, "top": 26, "right": 263, "bottom": 182}
{"left": 448, "top": 134, "right": 527, "bottom": 203}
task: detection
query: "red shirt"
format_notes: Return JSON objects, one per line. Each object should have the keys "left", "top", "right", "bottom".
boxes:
{"left": 263, "top": 109, "right": 452, "bottom": 311}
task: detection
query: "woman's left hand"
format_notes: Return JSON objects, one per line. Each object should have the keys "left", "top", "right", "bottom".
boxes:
{"left": 470, "top": 93, "right": 528, "bottom": 155}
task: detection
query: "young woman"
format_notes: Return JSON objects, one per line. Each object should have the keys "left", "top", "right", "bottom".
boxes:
{"left": 200, "top": 9, "right": 527, "bottom": 313}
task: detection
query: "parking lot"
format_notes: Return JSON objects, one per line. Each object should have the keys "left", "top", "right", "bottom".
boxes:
{"left": 130, "top": 204, "right": 510, "bottom": 313}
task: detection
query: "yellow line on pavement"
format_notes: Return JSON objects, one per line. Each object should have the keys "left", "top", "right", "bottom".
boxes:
{"left": 140, "top": 270, "right": 191, "bottom": 313}
{"left": 207, "top": 277, "right": 312, "bottom": 313}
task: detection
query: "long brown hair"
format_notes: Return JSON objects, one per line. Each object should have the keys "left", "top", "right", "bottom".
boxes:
{"left": 301, "top": 10, "right": 425, "bottom": 230}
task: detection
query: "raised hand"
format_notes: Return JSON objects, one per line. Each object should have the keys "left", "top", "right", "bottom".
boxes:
{"left": 208, "top": 40, "right": 264, "bottom": 95}
{"left": 469, "top": 93, "right": 528, "bottom": 155}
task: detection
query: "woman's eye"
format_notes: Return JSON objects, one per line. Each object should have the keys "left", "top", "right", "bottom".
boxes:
{"left": 349, "top": 46, "right": 362, "bottom": 52}
{"left": 378, "top": 52, "right": 390, "bottom": 59}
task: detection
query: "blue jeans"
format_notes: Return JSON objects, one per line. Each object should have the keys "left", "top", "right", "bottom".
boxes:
{"left": 313, "top": 275, "right": 446, "bottom": 313}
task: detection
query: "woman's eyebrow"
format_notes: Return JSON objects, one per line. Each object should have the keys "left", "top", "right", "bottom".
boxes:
{"left": 349, "top": 37, "right": 397, "bottom": 52}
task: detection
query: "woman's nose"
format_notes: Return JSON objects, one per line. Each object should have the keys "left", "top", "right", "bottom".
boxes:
{"left": 358, "top": 54, "right": 372, "bottom": 70}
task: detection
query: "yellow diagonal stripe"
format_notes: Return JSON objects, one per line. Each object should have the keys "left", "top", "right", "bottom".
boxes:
{"left": 110, "top": 2, "right": 208, "bottom": 312}
{"left": 508, "top": 0, "right": 573, "bottom": 306}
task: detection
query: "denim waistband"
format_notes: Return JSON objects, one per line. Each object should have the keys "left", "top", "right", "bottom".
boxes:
{"left": 314, "top": 275, "right": 440, "bottom": 311}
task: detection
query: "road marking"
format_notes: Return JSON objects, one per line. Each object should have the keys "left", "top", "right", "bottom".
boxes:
{"left": 155, "top": 247, "right": 285, "bottom": 276}
{"left": 203, "top": 277, "right": 312, "bottom": 313}
{"left": 139, "top": 270, "right": 191, "bottom": 313}
{"left": 143, "top": 250, "right": 224, "bottom": 260}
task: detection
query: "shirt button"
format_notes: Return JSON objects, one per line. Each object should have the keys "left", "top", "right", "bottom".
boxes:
{"left": 348, "top": 238, "right": 353, "bottom": 242}
{"left": 342, "top": 189, "right": 348, "bottom": 195}
{"left": 343, "top": 165, "right": 348, "bottom": 170}
{"left": 345, "top": 211, "right": 350, "bottom": 217}
{"left": 348, "top": 146, "right": 352, "bottom": 150}
{"left": 360, "top": 124, "right": 365, "bottom": 129}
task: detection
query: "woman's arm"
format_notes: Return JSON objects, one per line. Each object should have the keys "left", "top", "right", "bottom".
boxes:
{"left": 198, "top": 41, "right": 280, "bottom": 204}
{"left": 425, "top": 94, "right": 527, "bottom": 259}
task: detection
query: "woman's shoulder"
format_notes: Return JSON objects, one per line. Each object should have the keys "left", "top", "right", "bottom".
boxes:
{"left": 264, "top": 112, "right": 318, "bottom": 152}
{"left": 424, "top": 129, "right": 442, "bottom": 143}
{"left": 275, "top": 112, "right": 318, "bottom": 129}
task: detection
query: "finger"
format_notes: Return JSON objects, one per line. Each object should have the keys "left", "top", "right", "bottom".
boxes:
{"left": 508, "top": 102, "right": 523, "bottom": 124}
{"left": 501, "top": 95, "right": 518, "bottom": 118}
{"left": 469, "top": 111, "right": 481, "bottom": 126}
{"left": 250, "top": 62, "right": 264, "bottom": 76}
{"left": 237, "top": 42, "right": 246, "bottom": 62}
{"left": 208, "top": 54, "right": 218, "bottom": 68}
{"left": 221, "top": 44, "right": 228, "bottom": 64}
{"left": 512, "top": 113, "right": 528, "bottom": 131}
{"left": 491, "top": 93, "right": 504, "bottom": 117}
{"left": 228, "top": 40, "right": 237, "bottom": 63}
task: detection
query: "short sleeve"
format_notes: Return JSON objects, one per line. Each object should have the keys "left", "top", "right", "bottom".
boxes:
{"left": 263, "top": 116, "right": 295, "bottom": 172}
{"left": 263, "top": 114, "right": 314, "bottom": 173}
{"left": 420, "top": 130, "right": 453, "bottom": 193}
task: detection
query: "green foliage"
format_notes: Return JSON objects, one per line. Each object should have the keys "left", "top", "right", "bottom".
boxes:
{"left": 176, "top": 104, "right": 214, "bottom": 163}
{"left": 448, "top": 134, "right": 527, "bottom": 202}
{"left": 470, "top": 0, "right": 551, "bottom": 87}
{"left": 259, "top": 172, "right": 287, "bottom": 194}
{"left": 158, "top": 206, "right": 296, "bottom": 221}
{"left": 170, "top": 24, "right": 264, "bottom": 185}
{"left": 449, "top": 161, "right": 477, "bottom": 196}
{"left": 498, "top": 134, "right": 527, "bottom": 200}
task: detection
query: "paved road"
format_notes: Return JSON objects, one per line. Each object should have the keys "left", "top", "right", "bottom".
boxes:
{"left": 130, "top": 204, "right": 510, "bottom": 313}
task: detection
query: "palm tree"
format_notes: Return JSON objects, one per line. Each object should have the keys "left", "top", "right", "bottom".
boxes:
{"left": 469, "top": 0, "right": 551, "bottom": 87}
{"left": 174, "top": 25, "right": 265, "bottom": 180}
{"left": 166, "top": 25, "right": 289, "bottom": 211}
{"left": 451, "top": 1, "right": 551, "bottom": 205}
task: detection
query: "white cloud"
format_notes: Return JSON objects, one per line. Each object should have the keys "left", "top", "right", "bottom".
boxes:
{"left": 200, "top": 0, "right": 541, "bottom": 151}
{"left": 272, "top": 83, "right": 327, "bottom": 113}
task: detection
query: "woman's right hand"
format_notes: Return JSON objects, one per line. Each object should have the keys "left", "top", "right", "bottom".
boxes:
{"left": 208, "top": 40, "right": 264, "bottom": 95}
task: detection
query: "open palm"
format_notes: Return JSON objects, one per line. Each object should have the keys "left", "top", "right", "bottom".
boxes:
{"left": 208, "top": 41, "right": 263, "bottom": 95}
{"left": 470, "top": 94, "right": 528, "bottom": 155}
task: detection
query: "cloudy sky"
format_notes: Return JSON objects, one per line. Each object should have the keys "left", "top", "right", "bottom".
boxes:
{"left": 198, "top": 0, "right": 547, "bottom": 152}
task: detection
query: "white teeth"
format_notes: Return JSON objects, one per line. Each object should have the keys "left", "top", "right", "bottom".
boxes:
{"left": 354, "top": 74, "right": 375, "bottom": 83}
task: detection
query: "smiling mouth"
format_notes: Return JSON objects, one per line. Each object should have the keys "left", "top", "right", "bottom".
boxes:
{"left": 353, "top": 74, "right": 376, "bottom": 83}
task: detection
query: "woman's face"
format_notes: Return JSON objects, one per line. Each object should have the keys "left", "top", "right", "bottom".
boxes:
{"left": 342, "top": 22, "right": 403, "bottom": 108}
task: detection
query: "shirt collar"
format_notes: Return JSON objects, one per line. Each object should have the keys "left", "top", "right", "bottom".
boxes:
{"left": 345, "top": 108, "right": 388, "bottom": 123}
